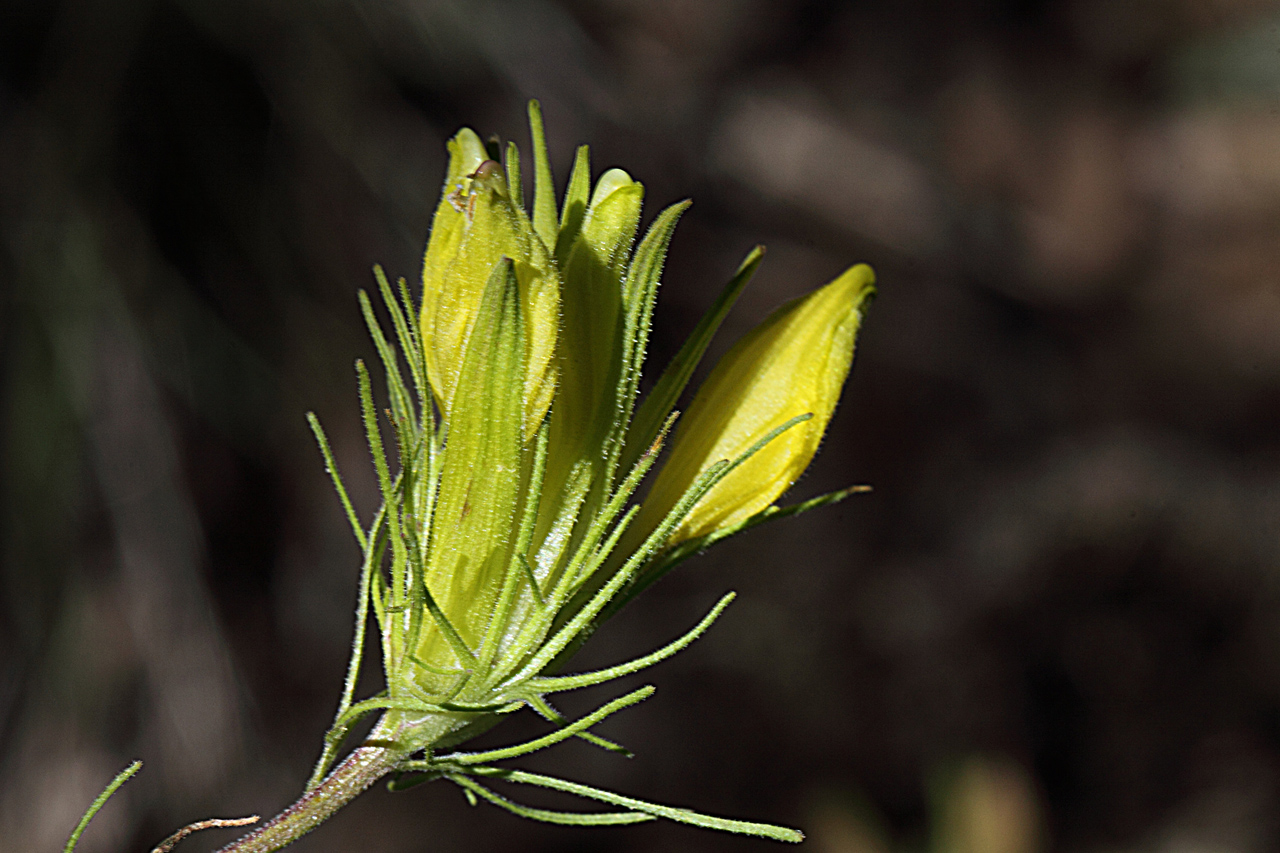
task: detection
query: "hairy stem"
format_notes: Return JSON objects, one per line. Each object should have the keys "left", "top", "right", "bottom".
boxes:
{"left": 212, "top": 744, "right": 401, "bottom": 853}
{"left": 211, "top": 711, "right": 464, "bottom": 853}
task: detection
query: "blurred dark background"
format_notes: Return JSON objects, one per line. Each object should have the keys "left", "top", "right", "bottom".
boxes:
{"left": 5, "top": 1, "right": 1280, "bottom": 851}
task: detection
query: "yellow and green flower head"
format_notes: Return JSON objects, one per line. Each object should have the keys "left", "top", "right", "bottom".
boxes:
{"left": 69, "top": 102, "right": 880, "bottom": 853}
{"left": 303, "top": 101, "right": 876, "bottom": 844}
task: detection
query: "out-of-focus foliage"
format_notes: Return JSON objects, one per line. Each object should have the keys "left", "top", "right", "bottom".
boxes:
{"left": 807, "top": 753, "right": 1042, "bottom": 853}
{"left": 4, "top": 1, "right": 1280, "bottom": 852}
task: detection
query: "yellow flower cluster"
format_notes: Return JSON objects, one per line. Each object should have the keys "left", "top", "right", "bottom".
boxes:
{"left": 304, "top": 100, "right": 874, "bottom": 842}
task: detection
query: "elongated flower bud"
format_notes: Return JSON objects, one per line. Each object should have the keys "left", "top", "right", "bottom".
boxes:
{"left": 532, "top": 167, "right": 645, "bottom": 570}
{"left": 421, "top": 129, "right": 559, "bottom": 439}
{"left": 553, "top": 167, "right": 643, "bottom": 455}
{"left": 639, "top": 263, "right": 876, "bottom": 544}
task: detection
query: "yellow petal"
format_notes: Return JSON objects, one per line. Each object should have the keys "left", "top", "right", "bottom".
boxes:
{"left": 420, "top": 129, "right": 486, "bottom": 323}
{"left": 640, "top": 263, "right": 875, "bottom": 544}
{"left": 550, "top": 168, "right": 643, "bottom": 462}
{"left": 420, "top": 138, "right": 560, "bottom": 440}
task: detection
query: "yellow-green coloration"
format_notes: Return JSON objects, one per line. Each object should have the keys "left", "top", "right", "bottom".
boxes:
{"left": 416, "top": 260, "right": 527, "bottom": 686}
{"left": 292, "top": 100, "right": 877, "bottom": 847}
{"left": 636, "top": 264, "right": 876, "bottom": 545}
{"left": 421, "top": 130, "right": 559, "bottom": 439}
{"left": 536, "top": 159, "right": 646, "bottom": 583}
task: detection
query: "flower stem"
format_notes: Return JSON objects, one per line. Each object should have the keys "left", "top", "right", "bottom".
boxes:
{"left": 210, "top": 710, "right": 466, "bottom": 853}
{"left": 212, "top": 744, "right": 402, "bottom": 853}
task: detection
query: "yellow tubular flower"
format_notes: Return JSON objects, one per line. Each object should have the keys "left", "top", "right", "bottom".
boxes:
{"left": 639, "top": 263, "right": 876, "bottom": 545}
{"left": 421, "top": 130, "right": 559, "bottom": 440}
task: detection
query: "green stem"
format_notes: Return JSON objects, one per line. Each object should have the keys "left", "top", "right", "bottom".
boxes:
{"left": 213, "top": 711, "right": 462, "bottom": 853}
{"left": 212, "top": 745, "right": 401, "bottom": 853}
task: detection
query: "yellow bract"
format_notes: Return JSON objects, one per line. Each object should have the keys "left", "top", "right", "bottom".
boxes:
{"left": 639, "top": 263, "right": 876, "bottom": 544}
{"left": 420, "top": 129, "right": 560, "bottom": 441}
{"left": 552, "top": 167, "right": 642, "bottom": 453}
{"left": 536, "top": 167, "right": 644, "bottom": 561}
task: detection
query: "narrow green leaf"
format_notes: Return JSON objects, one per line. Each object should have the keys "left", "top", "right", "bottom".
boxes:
{"left": 504, "top": 140, "right": 523, "bottom": 212}
{"left": 526, "top": 694, "right": 631, "bottom": 755}
{"left": 308, "top": 502, "right": 390, "bottom": 789}
{"left": 438, "top": 686, "right": 653, "bottom": 765}
{"left": 527, "top": 100, "right": 557, "bottom": 250}
{"left": 374, "top": 266, "right": 428, "bottom": 421}
{"left": 447, "top": 775, "right": 654, "bottom": 826}
{"left": 417, "top": 572, "right": 479, "bottom": 671}
{"left": 357, "top": 359, "right": 409, "bottom": 653}
{"left": 408, "top": 654, "right": 469, "bottom": 679}
{"left": 525, "top": 459, "right": 592, "bottom": 609}
{"left": 656, "top": 484, "right": 872, "bottom": 578}
{"left": 370, "top": 553, "right": 391, "bottom": 671}
{"left": 436, "top": 699, "right": 523, "bottom": 714}
{"left": 64, "top": 761, "right": 141, "bottom": 853}
{"left": 531, "top": 592, "right": 734, "bottom": 693}
{"left": 306, "top": 413, "right": 367, "bottom": 552}
{"left": 359, "top": 290, "right": 413, "bottom": 430}
{"left": 518, "top": 553, "right": 545, "bottom": 609}
{"left": 397, "top": 274, "right": 434, "bottom": 437}
{"left": 356, "top": 361, "right": 397, "bottom": 545}
{"left": 471, "top": 767, "right": 805, "bottom": 842}
{"left": 554, "top": 144, "right": 591, "bottom": 262}
{"left": 569, "top": 503, "right": 639, "bottom": 593}
{"left": 605, "top": 200, "right": 690, "bottom": 485}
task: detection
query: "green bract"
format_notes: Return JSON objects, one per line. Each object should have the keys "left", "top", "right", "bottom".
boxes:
{"left": 306, "top": 101, "right": 876, "bottom": 842}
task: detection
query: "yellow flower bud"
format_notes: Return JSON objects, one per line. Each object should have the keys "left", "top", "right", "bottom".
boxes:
{"left": 421, "top": 129, "right": 560, "bottom": 440}
{"left": 554, "top": 167, "right": 643, "bottom": 448}
{"left": 639, "top": 263, "right": 875, "bottom": 544}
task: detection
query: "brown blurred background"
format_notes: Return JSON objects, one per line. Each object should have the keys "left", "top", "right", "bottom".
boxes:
{"left": 5, "top": 1, "right": 1280, "bottom": 851}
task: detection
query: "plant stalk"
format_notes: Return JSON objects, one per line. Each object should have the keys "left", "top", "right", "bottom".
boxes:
{"left": 212, "top": 744, "right": 401, "bottom": 853}
{"left": 212, "top": 711, "right": 462, "bottom": 853}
